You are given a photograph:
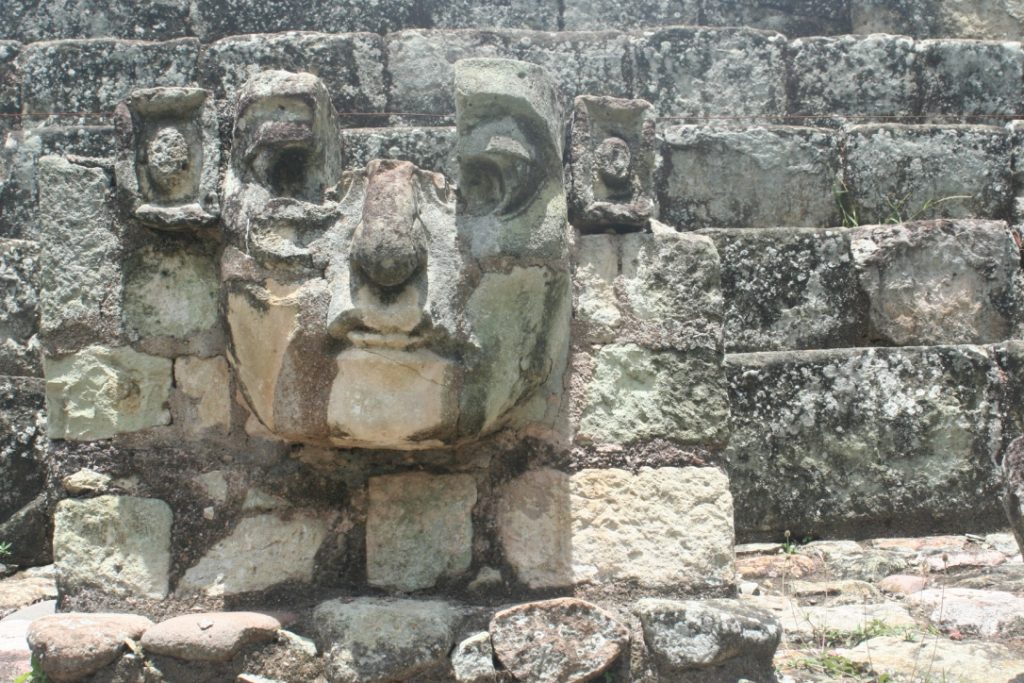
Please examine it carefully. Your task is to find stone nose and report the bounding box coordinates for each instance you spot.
[352,159,427,289]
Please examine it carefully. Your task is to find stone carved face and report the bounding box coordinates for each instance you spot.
[222,61,570,450]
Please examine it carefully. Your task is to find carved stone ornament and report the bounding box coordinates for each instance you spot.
[114,87,220,230]
[220,60,571,450]
[569,95,657,232]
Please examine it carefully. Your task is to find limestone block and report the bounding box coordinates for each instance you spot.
[0,42,18,134]
[703,0,851,36]
[660,125,840,229]
[843,125,1013,224]
[53,495,172,599]
[366,472,476,591]
[0,377,47,534]
[850,0,1024,40]
[36,156,121,349]
[312,598,460,683]
[44,345,172,440]
[341,126,457,180]
[577,344,730,446]
[916,39,1024,120]
[124,245,219,340]
[788,35,917,121]
[19,38,199,126]
[852,220,1024,345]
[177,511,330,597]
[574,234,622,343]
[190,0,416,42]
[386,30,632,118]
[725,346,1005,539]
[701,227,867,352]
[198,32,386,123]
[562,0,698,31]
[174,356,231,431]
[633,27,787,119]
[0,239,41,376]
[0,0,189,41]
[496,468,572,589]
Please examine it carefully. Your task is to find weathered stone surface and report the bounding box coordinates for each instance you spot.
[312,598,460,683]
[44,345,172,440]
[0,42,19,134]
[916,39,1024,120]
[53,495,172,599]
[0,377,47,552]
[341,126,458,180]
[636,598,780,682]
[27,612,152,683]
[496,468,571,589]
[907,588,1024,637]
[747,595,916,641]
[124,245,220,341]
[562,0,697,30]
[788,578,881,604]
[366,473,476,592]
[36,156,121,349]
[878,574,928,595]
[177,511,329,597]
[788,34,917,121]
[849,0,1024,40]
[726,346,1004,539]
[141,612,280,662]
[199,32,386,123]
[661,125,840,229]
[174,356,232,432]
[702,228,867,352]
[0,239,40,377]
[0,569,57,619]
[576,344,730,446]
[20,39,199,126]
[852,220,1024,345]
[61,468,111,495]
[634,27,787,119]
[703,0,851,36]
[0,0,190,41]
[837,634,1024,682]
[451,631,496,683]
[736,553,822,579]
[574,235,622,343]
[843,125,1013,224]
[489,598,628,683]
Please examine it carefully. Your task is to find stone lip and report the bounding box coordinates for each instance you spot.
[140,611,281,662]
[27,612,153,683]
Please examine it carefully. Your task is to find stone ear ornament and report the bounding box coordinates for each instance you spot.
[114,87,220,230]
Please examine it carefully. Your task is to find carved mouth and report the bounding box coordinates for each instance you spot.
[347,330,421,350]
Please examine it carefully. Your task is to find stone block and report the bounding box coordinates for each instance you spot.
[703,0,851,36]
[198,32,386,125]
[574,234,622,343]
[660,125,840,228]
[562,0,699,30]
[386,29,633,119]
[701,227,867,352]
[451,631,496,683]
[843,124,1013,224]
[852,219,1024,345]
[20,38,199,126]
[432,0,559,31]
[341,126,458,179]
[916,39,1024,121]
[725,346,1005,539]
[633,27,787,119]
[0,0,189,41]
[0,377,47,530]
[177,511,330,596]
[174,356,231,431]
[141,612,279,662]
[44,345,172,440]
[787,34,918,122]
[54,495,172,599]
[190,0,412,42]
[366,472,477,591]
[497,466,735,592]
[28,613,153,683]
[123,244,220,341]
[576,343,730,446]
[850,0,1024,40]
[0,239,42,376]
[0,42,19,134]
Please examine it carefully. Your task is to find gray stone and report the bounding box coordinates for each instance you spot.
[27,612,152,683]
[788,34,918,122]
[489,598,628,683]
[124,245,220,341]
[746,595,916,642]
[53,495,172,599]
[433,0,560,31]
[496,468,572,589]
[19,38,199,126]
[850,0,1024,40]
[174,356,232,432]
[341,126,458,180]
[725,346,1005,539]
[141,612,281,662]
[366,472,476,592]
[634,27,787,119]
[660,125,840,229]
[703,0,851,36]
[61,468,111,495]
[843,125,1013,224]
[702,228,867,352]
[0,42,18,135]
[563,0,698,30]
[837,635,1024,682]
[636,598,781,682]
[907,588,1024,637]
[44,345,172,440]
[0,0,189,41]
[0,239,41,376]
[451,631,496,683]
[851,219,1024,345]
[312,598,460,683]
[916,39,1024,121]
[0,377,47,565]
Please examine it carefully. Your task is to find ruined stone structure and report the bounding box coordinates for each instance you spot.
[4,0,1024,681]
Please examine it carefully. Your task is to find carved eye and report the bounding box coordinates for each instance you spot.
[458,125,538,217]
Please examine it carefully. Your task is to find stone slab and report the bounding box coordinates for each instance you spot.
[915,39,1024,121]
[703,0,851,36]
[562,0,699,30]
[0,377,47,547]
[341,127,457,180]
[0,239,41,376]
[0,42,18,135]
[849,0,1024,40]
[0,0,190,42]
[141,612,280,662]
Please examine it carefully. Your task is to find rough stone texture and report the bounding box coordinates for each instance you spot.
[124,245,219,342]
[198,32,386,124]
[366,473,476,591]
[44,345,172,440]
[851,220,1024,345]
[788,34,918,121]
[703,0,852,36]
[496,468,572,589]
[636,598,781,682]
[748,595,917,641]
[843,125,1013,225]
[312,598,460,683]
[489,598,628,683]
[849,0,1024,40]
[451,631,496,683]
[0,571,57,621]
[576,344,730,446]
[177,511,330,597]
[634,27,787,119]
[660,125,840,228]
[141,612,280,662]
[341,127,458,180]
[61,468,111,495]
[19,38,199,126]
[725,346,1005,539]
[843,635,1024,681]
[0,377,48,562]
[907,588,1024,637]
[28,612,152,683]
[174,356,232,431]
[702,228,867,352]
[0,0,190,42]
[916,39,1024,121]
[53,495,172,599]
[563,0,698,30]
[0,42,19,134]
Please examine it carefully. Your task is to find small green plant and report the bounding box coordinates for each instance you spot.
[882,192,972,224]
[780,529,813,555]
[818,619,916,648]
[13,655,48,683]
[797,652,873,678]
[834,180,860,227]
[0,541,11,559]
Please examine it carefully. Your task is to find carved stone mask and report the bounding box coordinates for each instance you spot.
[221,60,570,450]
